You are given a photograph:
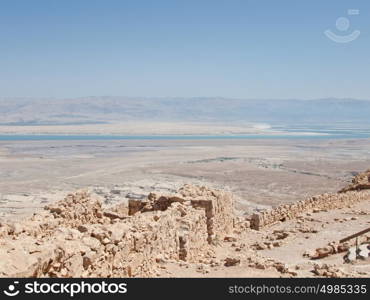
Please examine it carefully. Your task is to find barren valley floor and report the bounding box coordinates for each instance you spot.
[1,138,370,220]
[1,138,370,277]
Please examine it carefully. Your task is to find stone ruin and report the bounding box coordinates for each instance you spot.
[128,184,234,244]
[250,173,370,230]
[0,185,234,277]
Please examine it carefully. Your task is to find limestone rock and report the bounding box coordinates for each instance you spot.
[224,257,240,267]
[340,169,370,193]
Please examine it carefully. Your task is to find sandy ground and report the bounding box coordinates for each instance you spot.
[1,138,370,221]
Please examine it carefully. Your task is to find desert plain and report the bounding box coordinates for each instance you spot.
[0,136,370,277]
[1,137,370,218]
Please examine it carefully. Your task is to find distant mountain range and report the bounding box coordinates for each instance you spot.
[0,97,369,126]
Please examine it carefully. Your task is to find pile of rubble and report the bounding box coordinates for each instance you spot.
[304,236,370,261]
[0,185,234,277]
[312,264,347,278]
[340,169,370,193]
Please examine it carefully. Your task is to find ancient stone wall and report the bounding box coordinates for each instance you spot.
[250,190,370,230]
[0,185,233,278]
[129,184,234,243]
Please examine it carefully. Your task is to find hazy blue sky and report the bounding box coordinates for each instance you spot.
[0,0,369,99]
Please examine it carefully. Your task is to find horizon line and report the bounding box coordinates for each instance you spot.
[1,96,370,102]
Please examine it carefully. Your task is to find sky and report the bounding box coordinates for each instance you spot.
[0,0,369,99]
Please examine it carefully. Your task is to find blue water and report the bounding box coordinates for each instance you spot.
[0,133,369,141]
